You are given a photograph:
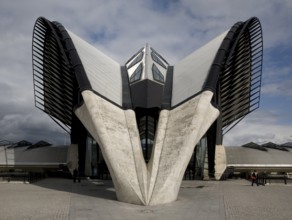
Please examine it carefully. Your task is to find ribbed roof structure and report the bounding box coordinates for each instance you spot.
[32,17,262,136]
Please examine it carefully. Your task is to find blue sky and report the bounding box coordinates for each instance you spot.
[0,0,291,146]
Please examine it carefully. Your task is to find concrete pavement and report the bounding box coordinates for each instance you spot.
[0,178,291,220]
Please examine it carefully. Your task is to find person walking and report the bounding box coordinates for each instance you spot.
[251,170,258,186]
[73,168,78,183]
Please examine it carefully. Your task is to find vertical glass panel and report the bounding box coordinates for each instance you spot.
[85,136,93,176]
[194,137,207,180]
[135,108,159,163]
[130,63,143,83]
[152,64,164,83]
[91,140,98,177]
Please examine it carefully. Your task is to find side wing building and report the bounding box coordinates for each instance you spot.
[32,17,263,205]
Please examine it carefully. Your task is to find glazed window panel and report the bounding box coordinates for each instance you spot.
[152,64,164,83]
[127,51,144,69]
[130,63,143,83]
[151,51,167,69]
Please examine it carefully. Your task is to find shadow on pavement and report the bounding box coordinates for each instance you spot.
[32,177,117,201]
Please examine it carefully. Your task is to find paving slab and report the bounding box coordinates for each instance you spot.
[0,178,291,220]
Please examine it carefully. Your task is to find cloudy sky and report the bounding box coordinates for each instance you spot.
[0,0,291,146]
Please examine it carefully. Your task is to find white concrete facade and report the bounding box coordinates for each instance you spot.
[75,90,219,205]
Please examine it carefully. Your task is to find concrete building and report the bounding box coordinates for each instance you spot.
[32,17,263,205]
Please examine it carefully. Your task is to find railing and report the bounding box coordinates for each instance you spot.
[0,172,44,183]
[257,174,290,185]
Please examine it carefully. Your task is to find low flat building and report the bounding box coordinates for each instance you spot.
[224,142,292,179]
[0,140,68,175]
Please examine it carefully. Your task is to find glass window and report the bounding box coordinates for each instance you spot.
[137,114,156,163]
[130,63,143,83]
[152,64,164,83]
[127,51,144,69]
[151,52,167,69]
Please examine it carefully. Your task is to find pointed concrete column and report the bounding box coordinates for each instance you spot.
[75,90,219,205]
[147,91,219,205]
[75,90,147,205]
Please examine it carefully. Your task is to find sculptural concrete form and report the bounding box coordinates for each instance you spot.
[32,17,263,205]
[75,90,219,205]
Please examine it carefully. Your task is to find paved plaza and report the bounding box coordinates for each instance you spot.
[0,178,291,220]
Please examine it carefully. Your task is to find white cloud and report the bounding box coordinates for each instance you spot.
[261,80,292,98]
[224,110,292,146]
[0,111,68,143]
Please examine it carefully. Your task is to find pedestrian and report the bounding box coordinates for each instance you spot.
[73,168,78,183]
[251,170,258,186]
